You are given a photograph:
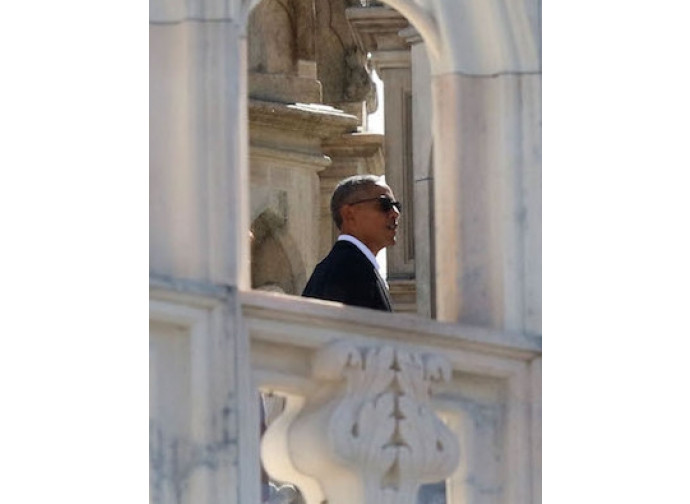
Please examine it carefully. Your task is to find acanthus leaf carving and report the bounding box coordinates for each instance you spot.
[264,340,460,504]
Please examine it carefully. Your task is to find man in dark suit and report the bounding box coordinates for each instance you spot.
[302,175,401,312]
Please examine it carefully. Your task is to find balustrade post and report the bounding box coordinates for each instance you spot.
[261,340,460,504]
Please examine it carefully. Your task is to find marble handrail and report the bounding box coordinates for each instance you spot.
[242,289,540,504]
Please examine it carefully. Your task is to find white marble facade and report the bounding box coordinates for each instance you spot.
[150,0,541,503]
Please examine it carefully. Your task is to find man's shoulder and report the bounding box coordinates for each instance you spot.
[324,240,370,266]
[308,243,371,283]
[303,241,390,311]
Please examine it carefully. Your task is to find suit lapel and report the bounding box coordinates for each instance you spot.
[373,267,394,312]
[337,240,393,312]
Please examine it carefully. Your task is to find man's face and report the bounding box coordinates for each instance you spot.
[341,182,401,255]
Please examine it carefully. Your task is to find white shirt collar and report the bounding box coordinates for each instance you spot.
[337,234,380,270]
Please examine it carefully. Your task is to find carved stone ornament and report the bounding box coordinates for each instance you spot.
[261,340,460,504]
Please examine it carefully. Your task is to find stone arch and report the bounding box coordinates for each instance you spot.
[243,0,437,314]
[242,0,541,76]
[381,0,540,75]
[251,208,307,295]
[239,0,542,330]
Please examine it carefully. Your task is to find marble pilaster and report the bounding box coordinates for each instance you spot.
[150,16,250,289]
[372,52,414,281]
[431,72,541,333]
[401,25,435,319]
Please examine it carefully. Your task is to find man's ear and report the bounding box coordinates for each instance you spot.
[340,204,354,227]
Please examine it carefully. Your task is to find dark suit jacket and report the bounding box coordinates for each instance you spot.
[302,240,393,312]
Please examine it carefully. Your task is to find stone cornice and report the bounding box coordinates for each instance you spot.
[320,133,386,177]
[150,273,231,307]
[249,100,359,139]
[346,6,411,53]
[322,133,385,159]
[399,25,422,45]
[370,49,411,71]
[250,146,331,171]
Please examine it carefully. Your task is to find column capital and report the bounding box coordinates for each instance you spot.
[346,6,411,53]
[399,25,423,46]
[370,50,411,73]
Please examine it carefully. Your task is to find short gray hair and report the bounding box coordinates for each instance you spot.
[330,174,382,229]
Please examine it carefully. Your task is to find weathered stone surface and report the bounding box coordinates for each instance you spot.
[249,72,322,104]
[249,100,359,139]
[248,99,362,294]
[388,278,416,313]
[431,72,541,333]
[346,5,410,54]
[248,0,296,74]
[315,0,374,105]
[263,340,460,504]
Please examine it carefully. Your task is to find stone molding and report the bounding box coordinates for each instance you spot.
[321,133,385,166]
[346,6,411,53]
[249,72,323,104]
[399,25,422,46]
[241,289,542,359]
[250,146,331,171]
[388,278,417,314]
[371,49,412,72]
[262,340,460,504]
[249,100,359,139]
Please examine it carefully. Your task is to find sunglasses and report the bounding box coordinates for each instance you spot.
[348,195,402,213]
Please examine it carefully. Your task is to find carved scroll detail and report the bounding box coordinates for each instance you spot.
[264,340,460,504]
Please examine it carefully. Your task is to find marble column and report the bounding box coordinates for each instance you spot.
[381,0,541,336]
[150,2,260,503]
[431,72,541,333]
[150,6,250,289]
[371,51,414,281]
[401,26,435,319]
